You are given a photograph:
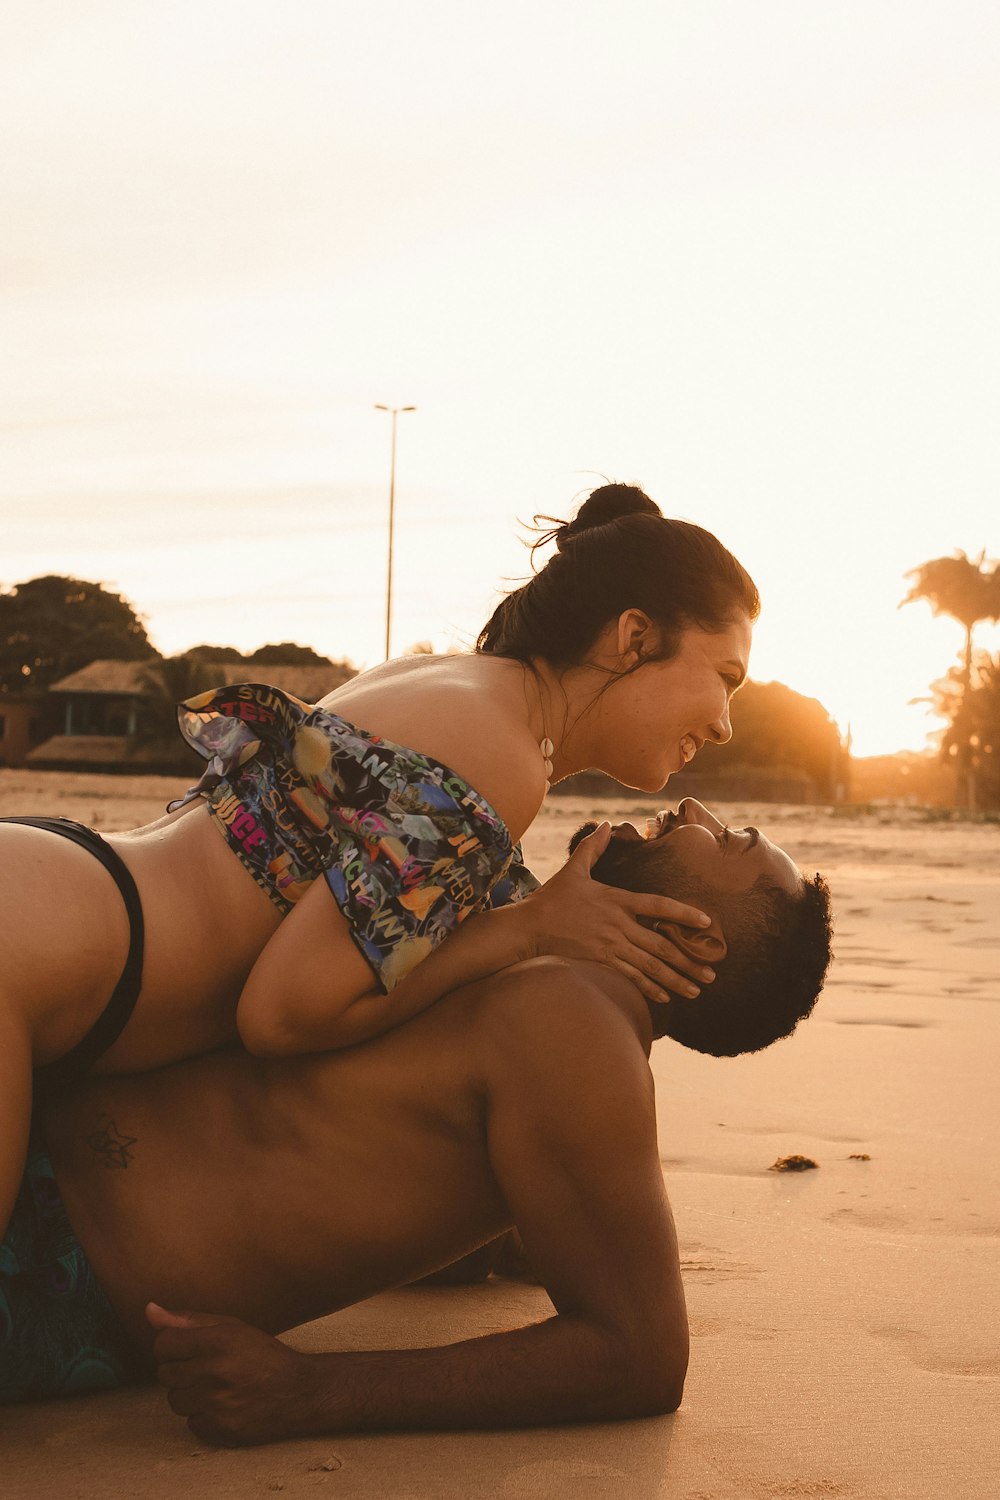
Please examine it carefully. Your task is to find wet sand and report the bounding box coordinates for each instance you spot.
[2,773,998,1499]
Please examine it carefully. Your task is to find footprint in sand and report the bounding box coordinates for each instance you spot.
[687,1314,727,1336]
[733,1125,867,1144]
[680,1253,759,1283]
[833,1018,931,1029]
[756,1483,850,1498]
[872,1326,1000,1380]
[830,952,911,968]
[826,1206,906,1232]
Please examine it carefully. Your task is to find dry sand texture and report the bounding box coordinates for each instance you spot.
[2,774,998,1500]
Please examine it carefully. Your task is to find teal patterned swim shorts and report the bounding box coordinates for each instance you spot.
[0,1134,136,1403]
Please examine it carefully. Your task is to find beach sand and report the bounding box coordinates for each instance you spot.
[1,772,997,1499]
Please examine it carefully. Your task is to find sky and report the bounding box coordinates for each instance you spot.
[2,0,999,757]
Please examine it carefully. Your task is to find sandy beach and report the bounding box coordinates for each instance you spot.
[1,771,997,1500]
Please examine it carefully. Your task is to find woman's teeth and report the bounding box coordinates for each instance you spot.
[681,735,697,763]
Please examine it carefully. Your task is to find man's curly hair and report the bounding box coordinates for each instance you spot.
[576,827,833,1056]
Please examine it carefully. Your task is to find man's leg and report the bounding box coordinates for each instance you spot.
[0,1013,32,1243]
[0,1131,139,1404]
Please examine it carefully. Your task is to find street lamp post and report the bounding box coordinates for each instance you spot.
[374,403,416,661]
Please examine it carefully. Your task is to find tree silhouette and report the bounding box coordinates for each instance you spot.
[0,576,156,694]
[929,653,1000,812]
[249,642,333,665]
[136,647,351,757]
[673,679,845,801]
[902,551,1000,808]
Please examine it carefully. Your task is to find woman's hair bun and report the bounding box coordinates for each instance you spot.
[557,483,662,550]
[480,481,758,665]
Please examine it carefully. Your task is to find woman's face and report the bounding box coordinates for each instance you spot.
[593,612,752,792]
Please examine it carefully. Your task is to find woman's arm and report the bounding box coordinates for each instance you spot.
[237,883,537,1054]
[236,823,713,1055]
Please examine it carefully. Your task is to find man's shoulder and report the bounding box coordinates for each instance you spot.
[471,958,655,1104]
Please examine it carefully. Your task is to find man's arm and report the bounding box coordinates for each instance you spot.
[152,965,688,1443]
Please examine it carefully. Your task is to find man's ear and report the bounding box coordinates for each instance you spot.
[658,918,727,965]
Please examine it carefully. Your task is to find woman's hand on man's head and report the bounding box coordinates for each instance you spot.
[518,822,715,1006]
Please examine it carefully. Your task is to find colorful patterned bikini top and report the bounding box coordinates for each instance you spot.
[169,683,539,993]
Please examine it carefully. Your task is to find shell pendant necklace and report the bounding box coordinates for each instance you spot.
[537,683,556,792]
[525,664,556,793]
[540,733,555,793]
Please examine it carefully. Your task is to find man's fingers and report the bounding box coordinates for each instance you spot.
[165,1380,215,1417]
[157,1357,210,1391]
[168,1388,196,1417]
[152,1325,229,1362]
[146,1301,238,1331]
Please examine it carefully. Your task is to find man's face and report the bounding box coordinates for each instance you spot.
[610,797,802,903]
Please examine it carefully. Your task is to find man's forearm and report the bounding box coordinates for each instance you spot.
[162,1309,683,1446]
[287,1315,680,1437]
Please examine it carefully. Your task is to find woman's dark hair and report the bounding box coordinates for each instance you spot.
[476,483,760,672]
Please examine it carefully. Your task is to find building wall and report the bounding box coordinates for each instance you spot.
[0,702,42,768]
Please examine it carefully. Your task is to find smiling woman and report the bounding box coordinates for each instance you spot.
[477,482,759,792]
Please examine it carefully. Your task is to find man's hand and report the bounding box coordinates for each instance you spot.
[520,822,714,1004]
[147,1302,313,1447]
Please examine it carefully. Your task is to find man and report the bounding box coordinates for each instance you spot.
[1,800,832,1444]
[580,799,832,1056]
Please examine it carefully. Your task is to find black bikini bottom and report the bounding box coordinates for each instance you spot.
[0,816,145,1087]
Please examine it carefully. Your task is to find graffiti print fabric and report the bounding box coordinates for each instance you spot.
[172,684,539,993]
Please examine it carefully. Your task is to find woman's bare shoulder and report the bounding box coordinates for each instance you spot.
[318,655,544,839]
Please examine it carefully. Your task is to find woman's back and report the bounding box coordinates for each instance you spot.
[91,652,544,1071]
[317,653,545,841]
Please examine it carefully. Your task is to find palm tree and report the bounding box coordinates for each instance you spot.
[902,551,1000,808]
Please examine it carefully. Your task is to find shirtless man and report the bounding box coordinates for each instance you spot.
[0,802,832,1444]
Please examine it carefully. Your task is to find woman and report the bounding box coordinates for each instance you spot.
[1,482,758,1235]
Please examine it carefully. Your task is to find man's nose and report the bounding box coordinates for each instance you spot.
[677,798,723,832]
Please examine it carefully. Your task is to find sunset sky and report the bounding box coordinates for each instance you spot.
[3,1,999,757]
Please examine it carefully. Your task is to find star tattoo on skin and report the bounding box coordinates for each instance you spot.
[87,1114,138,1170]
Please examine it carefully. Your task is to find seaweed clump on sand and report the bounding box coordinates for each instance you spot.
[769,1154,819,1172]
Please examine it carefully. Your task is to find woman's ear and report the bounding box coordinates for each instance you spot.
[616,608,656,663]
